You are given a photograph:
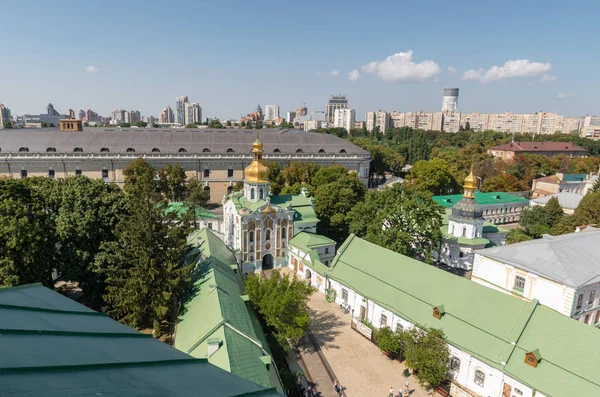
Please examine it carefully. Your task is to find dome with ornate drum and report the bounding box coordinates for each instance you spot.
[244,137,270,183]
[450,166,483,220]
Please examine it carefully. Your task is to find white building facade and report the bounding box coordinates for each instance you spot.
[333,108,356,132]
[264,105,279,121]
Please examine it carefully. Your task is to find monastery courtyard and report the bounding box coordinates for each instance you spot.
[299,291,431,397]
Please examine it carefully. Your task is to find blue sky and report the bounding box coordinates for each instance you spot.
[1,0,598,120]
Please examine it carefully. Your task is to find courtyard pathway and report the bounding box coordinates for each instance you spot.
[307,293,433,397]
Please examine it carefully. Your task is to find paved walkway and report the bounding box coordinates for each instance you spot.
[307,293,432,397]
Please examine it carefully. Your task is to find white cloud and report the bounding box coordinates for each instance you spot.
[462,59,551,83]
[330,69,340,77]
[541,74,557,83]
[84,65,99,72]
[447,66,457,73]
[360,50,440,82]
[347,69,360,82]
[557,93,578,98]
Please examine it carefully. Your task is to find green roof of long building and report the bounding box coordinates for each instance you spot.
[433,191,529,208]
[174,228,283,393]
[0,283,282,397]
[322,234,600,397]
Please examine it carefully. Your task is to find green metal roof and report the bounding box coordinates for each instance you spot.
[229,192,319,225]
[165,202,219,219]
[324,235,600,397]
[289,232,335,252]
[433,191,529,208]
[0,283,282,397]
[562,174,586,182]
[175,228,283,393]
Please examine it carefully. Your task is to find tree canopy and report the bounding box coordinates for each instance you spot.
[408,158,459,196]
[403,327,450,387]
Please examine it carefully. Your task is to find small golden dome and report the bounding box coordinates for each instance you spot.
[262,205,277,214]
[463,166,477,199]
[244,135,269,183]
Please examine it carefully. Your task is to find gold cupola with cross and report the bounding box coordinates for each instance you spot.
[243,132,271,202]
[462,166,477,199]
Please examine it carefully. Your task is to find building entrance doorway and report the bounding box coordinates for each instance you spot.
[262,254,274,270]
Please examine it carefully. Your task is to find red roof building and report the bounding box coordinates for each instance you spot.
[488,141,587,160]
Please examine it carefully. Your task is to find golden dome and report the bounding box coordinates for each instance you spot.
[244,135,269,183]
[463,166,477,199]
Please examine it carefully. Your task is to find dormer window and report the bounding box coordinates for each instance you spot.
[46,147,56,152]
[100,147,109,152]
[126,148,135,153]
[296,149,303,153]
[178,148,187,152]
[226,148,234,153]
[19,147,29,152]
[274,148,281,153]
[433,305,445,319]
[525,350,541,368]
[73,147,83,152]
[340,149,347,153]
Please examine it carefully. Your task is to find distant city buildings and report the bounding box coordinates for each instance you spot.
[240,105,263,123]
[488,141,588,159]
[325,95,348,123]
[264,105,279,121]
[112,109,125,122]
[286,111,295,123]
[67,108,75,119]
[130,110,141,123]
[85,109,99,123]
[78,109,85,120]
[303,119,321,131]
[184,102,202,125]
[366,110,390,133]
[441,88,459,113]
[46,103,60,116]
[333,108,356,131]
[295,105,307,120]
[142,115,157,125]
[175,96,189,125]
[160,106,175,124]
[0,103,12,128]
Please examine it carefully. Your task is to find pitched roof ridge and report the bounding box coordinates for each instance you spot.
[0,283,43,294]
[0,303,102,316]
[185,317,226,354]
[0,328,148,338]
[0,358,206,374]
[501,299,540,366]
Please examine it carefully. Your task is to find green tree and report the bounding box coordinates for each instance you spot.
[245,269,313,347]
[545,196,564,224]
[241,121,246,127]
[133,121,148,127]
[97,158,195,333]
[118,122,131,127]
[571,191,600,226]
[255,121,263,129]
[591,177,600,193]
[158,164,188,202]
[0,179,56,287]
[183,177,208,225]
[347,184,443,261]
[552,215,578,235]
[208,119,223,129]
[519,205,560,238]
[185,123,197,128]
[280,162,320,187]
[404,327,450,387]
[506,229,533,245]
[480,174,526,193]
[233,180,244,192]
[374,327,405,358]
[408,158,459,195]
[3,121,12,129]
[226,120,232,126]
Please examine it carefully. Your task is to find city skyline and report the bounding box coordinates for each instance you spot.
[0,1,598,119]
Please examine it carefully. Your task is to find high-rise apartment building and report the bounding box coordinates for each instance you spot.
[303,120,321,131]
[390,111,405,128]
[123,111,131,124]
[366,111,389,133]
[286,111,295,123]
[175,96,189,125]
[78,109,86,120]
[563,117,582,134]
[0,103,12,128]
[539,112,564,135]
[442,112,461,133]
[46,103,60,116]
[295,105,308,120]
[325,95,348,123]
[130,110,141,124]
[366,112,375,132]
[460,113,489,132]
[184,102,202,125]
[85,109,99,123]
[264,105,279,121]
[160,106,175,124]
[112,109,125,122]
[67,109,75,119]
[333,108,356,132]
[442,88,459,112]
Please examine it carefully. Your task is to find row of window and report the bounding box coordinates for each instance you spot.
[248,228,287,243]
[576,289,598,310]
[14,147,350,154]
[484,206,525,215]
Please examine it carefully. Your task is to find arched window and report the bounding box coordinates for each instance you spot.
[19,147,29,152]
[450,357,461,372]
[296,149,303,153]
[178,148,187,152]
[126,148,135,153]
[203,169,210,178]
[396,322,404,332]
[474,370,485,387]
[251,188,255,200]
[100,147,109,152]
[203,148,211,153]
[152,148,160,152]
[46,147,56,152]
[259,188,264,200]
[273,148,281,153]
[226,148,234,153]
[281,227,287,239]
[265,229,271,240]
[462,227,467,238]
[73,147,83,152]
[459,252,464,258]
[318,149,326,153]
[203,185,210,200]
[340,149,347,153]
[249,231,254,243]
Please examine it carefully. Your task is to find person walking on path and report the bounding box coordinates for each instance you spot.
[389,386,394,397]
[396,388,403,397]
[334,380,340,395]
[404,381,409,396]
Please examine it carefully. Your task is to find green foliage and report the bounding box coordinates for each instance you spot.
[347,184,443,262]
[480,174,527,193]
[208,119,224,129]
[552,215,578,235]
[373,327,405,358]
[184,177,208,223]
[97,158,195,330]
[158,164,187,202]
[184,123,197,128]
[506,229,533,245]
[233,181,244,192]
[592,177,600,193]
[314,127,348,138]
[0,179,56,288]
[132,121,148,127]
[118,122,131,127]
[571,191,600,226]
[519,200,564,238]
[404,327,450,387]
[245,270,313,347]
[3,122,12,129]
[408,158,459,195]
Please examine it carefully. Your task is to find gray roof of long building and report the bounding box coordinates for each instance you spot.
[0,283,282,397]
[475,230,600,288]
[531,191,583,210]
[0,127,369,156]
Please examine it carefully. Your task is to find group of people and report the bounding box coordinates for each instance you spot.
[333,380,346,396]
[389,381,410,397]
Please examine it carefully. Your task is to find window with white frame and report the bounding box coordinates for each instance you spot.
[450,356,460,372]
[474,369,485,387]
[577,293,584,309]
[513,387,523,396]
[396,322,403,332]
[342,289,348,303]
[380,314,387,328]
[514,275,526,292]
[589,290,596,306]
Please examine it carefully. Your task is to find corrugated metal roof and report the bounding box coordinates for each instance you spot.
[476,230,600,288]
[0,127,368,155]
[0,283,283,397]
[531,191,583,209]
